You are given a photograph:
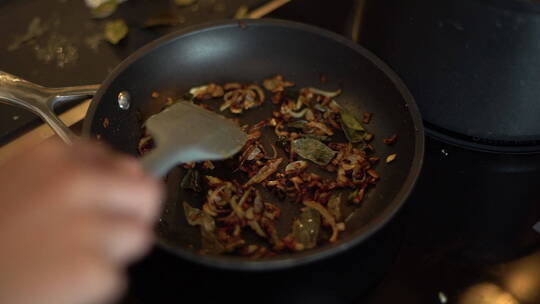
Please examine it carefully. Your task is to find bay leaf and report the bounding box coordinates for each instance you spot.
[327,193,342,221]
[104,19,128,44]
[292,208,321,250]
[180,169,201,192]
[291,138,336,166]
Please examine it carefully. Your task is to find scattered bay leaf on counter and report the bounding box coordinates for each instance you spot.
[291,138,336,166]
[104,19,128,44]
[84,33,104,51]
[8,17,48,51]
[292,208,321,250]
[91,0,118,19]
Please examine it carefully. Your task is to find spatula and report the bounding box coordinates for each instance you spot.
[140,101,247,177]
[0,71,247,177]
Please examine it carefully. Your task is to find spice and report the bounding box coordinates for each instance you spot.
[190,84,224,100]
[244,158,283,186]
[386,153,397,163]
[362,112,372,124]
[263,75,295,93]
[383,134,398,145]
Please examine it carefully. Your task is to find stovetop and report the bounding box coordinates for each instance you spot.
[0,1,538,303]
[123,134,540,304]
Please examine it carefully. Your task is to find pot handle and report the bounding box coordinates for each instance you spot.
[0,71,100,144]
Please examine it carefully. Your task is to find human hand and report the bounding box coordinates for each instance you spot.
[0,139,162,304]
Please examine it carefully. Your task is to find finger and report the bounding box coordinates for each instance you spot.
[60,139,146,181]
[90,174,163,224]
[105,218,153,263]
[100,215,154,263]
[69,141,136,173]
[105,154,146,179]
[65,255,125,304]
[68,213,153,264]
[63,154,163,223]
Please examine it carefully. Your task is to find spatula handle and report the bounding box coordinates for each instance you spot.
[0,71,99,144]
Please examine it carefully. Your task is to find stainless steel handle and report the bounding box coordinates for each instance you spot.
[0,71,99,144]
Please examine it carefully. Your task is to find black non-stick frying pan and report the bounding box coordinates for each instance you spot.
[0,19,424,270]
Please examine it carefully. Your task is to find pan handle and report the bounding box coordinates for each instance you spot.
[0,71,99,144]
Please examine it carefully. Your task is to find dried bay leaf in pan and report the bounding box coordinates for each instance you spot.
[327,193,342,221]
[341,119,364,143]
[291,208,321,250]
[341,110,365,132]
[183,202,225,254]
[201,227,225,255]
[181,169,201,192]
[291,138,336,166]
[104,19,128,44]
[339,107,369,144]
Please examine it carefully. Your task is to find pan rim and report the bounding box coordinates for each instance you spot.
[83,18,425,271]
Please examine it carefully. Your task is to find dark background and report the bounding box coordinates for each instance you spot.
[0,1,539,304]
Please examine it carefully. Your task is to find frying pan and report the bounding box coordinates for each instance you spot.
[0,19,424,270]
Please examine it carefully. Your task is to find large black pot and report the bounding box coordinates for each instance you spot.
[359,0,540,153]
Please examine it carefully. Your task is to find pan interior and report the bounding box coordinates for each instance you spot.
[85,20,423,268]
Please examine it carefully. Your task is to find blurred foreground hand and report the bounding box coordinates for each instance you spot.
[0,140,163,304]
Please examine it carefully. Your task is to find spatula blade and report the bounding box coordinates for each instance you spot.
[141,101,247,177]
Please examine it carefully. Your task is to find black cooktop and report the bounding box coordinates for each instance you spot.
[1,1,538,303]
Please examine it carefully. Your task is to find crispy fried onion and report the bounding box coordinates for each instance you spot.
[266,170,337,203]
[303,200,345,243]
[284,160,308,175]
[264,86,345,142]
[326,143,378,196]
[190,83,225,100]
[193,176,284,253]
[263,74,295,92]
[244,158,283,187]
[174,75,384,256]
[203,177,236,216]
[137,134,153,155]
[220,84,265,114]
